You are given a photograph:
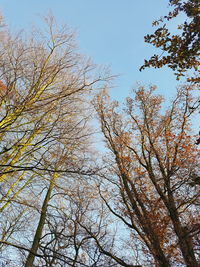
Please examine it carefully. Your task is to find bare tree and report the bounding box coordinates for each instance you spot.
[0,14,110,266]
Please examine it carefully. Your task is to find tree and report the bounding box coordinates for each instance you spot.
[94,85,200,266]
[0,14,111,266]
[140,0,200,83]
[0,13,107,210]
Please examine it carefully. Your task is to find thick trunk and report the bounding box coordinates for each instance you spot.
[172,216,198,267]
[144,226,171,267]
[168,196,198,267]
[120,170,170,267]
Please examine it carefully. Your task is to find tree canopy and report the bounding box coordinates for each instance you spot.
[0,5,199,267]
[140,0,200,83]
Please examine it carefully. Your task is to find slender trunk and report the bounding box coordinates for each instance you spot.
[25,176,55,267]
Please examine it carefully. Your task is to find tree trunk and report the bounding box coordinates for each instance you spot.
[25,176,56,267]
[168,196,198,267]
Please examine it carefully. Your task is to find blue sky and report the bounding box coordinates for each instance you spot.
[0,0,180,101]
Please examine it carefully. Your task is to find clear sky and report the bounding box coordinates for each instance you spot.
[0,0,180,101]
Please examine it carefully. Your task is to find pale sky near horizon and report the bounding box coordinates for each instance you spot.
[0,0,183,101]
